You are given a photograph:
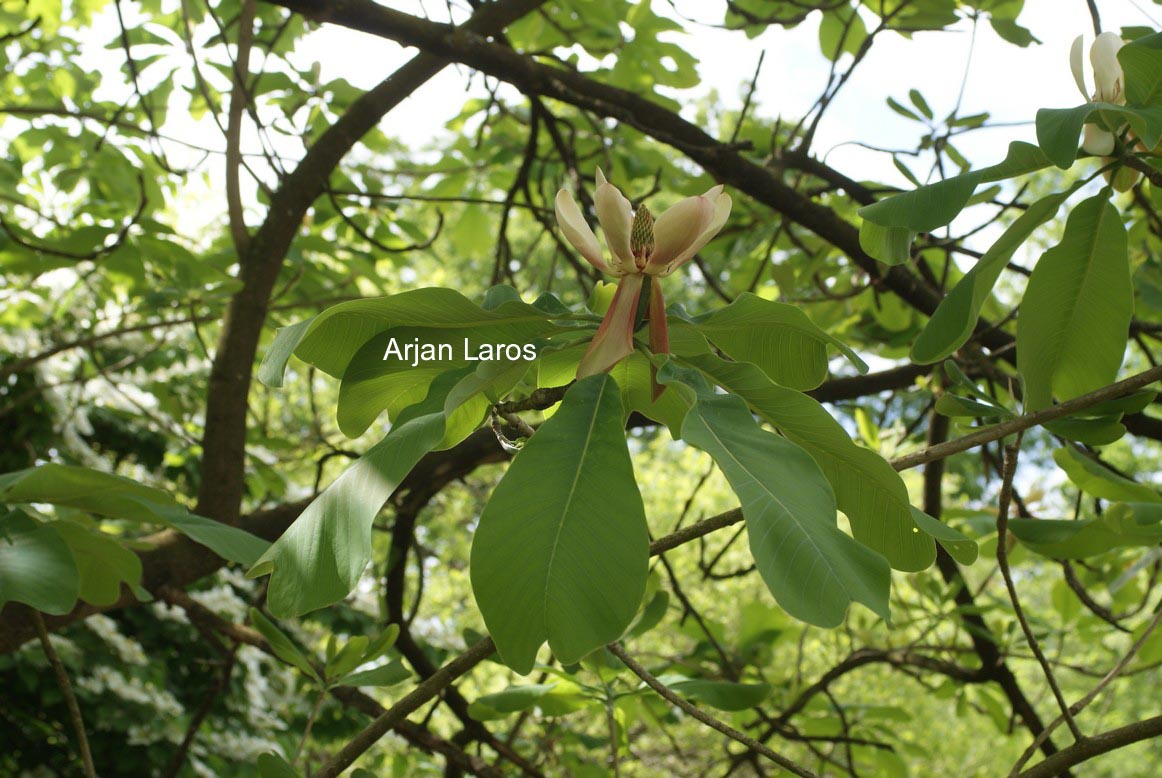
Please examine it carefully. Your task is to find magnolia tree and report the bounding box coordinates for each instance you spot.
[1,1,1161,776]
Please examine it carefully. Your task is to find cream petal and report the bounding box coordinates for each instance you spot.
[576,273,644,378]
[596,166,608,187]
[1091,32,1125,103]
[555,190,611,273]
[655,192,732,276]
[1070,35,1089,101]
[647,196,713,272]
[702,183,725,199]
[1081,124,1115,156]
[595,181,635,272]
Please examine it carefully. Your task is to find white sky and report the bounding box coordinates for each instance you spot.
[288,0,1160,186]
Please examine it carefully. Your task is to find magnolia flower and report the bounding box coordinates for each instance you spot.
[556,169,731,380]
[1070,32,1126,156]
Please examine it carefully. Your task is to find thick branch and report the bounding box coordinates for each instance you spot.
[1017,716,1162,778]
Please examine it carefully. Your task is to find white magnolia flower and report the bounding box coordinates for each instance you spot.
[1070,32,1126,155]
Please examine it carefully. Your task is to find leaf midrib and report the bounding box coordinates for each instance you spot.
[541,381,606,627]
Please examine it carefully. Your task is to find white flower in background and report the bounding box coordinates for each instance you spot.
[1070,31,1126,156]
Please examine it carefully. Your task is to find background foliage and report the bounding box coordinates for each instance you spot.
[1,1,1161,776]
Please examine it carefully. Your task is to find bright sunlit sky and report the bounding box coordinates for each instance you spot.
[61,1,1161,241]
[287,0,1160,184]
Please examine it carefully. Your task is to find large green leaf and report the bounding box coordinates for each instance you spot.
[1009,503,1162,559]
[249,369,484,618]
[258,287,561,388]
[909,507,977,565]
[0,512,80,615]
[1017,192,1131,411]
[910,187,1073,364]
[0,464,267,565]
[680,392,891,627]
[1035,102,1162,168]
[470,374,650,674]
[1053,447,1161,504]
[682,353,934,571]
[685,293,866,391]
[1120,31,1162,107]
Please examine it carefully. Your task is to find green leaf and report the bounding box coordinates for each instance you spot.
[336,324,549,438]
[249,372,472,618]
[337,659,411,688]
[1036,102,1162,169]
[687,293,866,390]
[258,287,558,388]
[818,3,867,61]
[256,752,300,778]
[0,464,268,565]
[54,522,142,607]
[859,142,1050,233]
[658,677,772,712]
[0,512,80,615]
[908,88,933,120]
[680,392,891,627]
[1053,447,1161,504]
[249,608,321,682]
[934,394,1013,419]
[859,221,915,265]
[469,683,559,719]
[325,635,370,680]
[1043,417,1127,446]
[1119,32,1162,106]
[1017,192,1132,411]
[1009,504,1162,559]
[627,589,670,638]
[911,188,1072,364]
[909,508,978,565]
[680,353,934,571]
[470,374,650,674]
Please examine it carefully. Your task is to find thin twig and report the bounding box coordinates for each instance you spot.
[607,642,816,778]
[995,433,1084,741]
[33,612,96,778]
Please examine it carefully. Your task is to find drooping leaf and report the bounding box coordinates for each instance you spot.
[249,370,481,618]
[679,392,891,627]
[910,188,1073,364]
[1017,192,1131,411]
[1009,504,1162,559]
[909,508,978,565]
[0,512,80,615]
[470,374,650,674]
[256,752,300,778]
[0,464,268,565]
[1053,447,1161,504]
[680,353,934,571]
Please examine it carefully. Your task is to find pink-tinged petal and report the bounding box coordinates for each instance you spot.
[1069,35,1088,101]
[555,189,611,273]
[647,279,669,356]
[1082,124,1115,156]
[653,192,732,276]
[647,196,713,272]
[647,280,669,400]
[595,181,635,272]
[576,273,644,379]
